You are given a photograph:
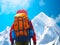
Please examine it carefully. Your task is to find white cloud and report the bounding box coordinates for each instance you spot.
[55,14,60,23]
[0,0,31,15]
[39,0,46,6]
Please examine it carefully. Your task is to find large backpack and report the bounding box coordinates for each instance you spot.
[12,13,34,42]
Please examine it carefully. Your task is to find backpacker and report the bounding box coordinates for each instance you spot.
[12,13,34,42]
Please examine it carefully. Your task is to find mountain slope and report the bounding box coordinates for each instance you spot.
[32,12,60,45]
[0,26,11,45]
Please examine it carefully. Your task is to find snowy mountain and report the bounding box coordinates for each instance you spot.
[0,26,11,45]
[31,12,60,45]
[0,12,60,45]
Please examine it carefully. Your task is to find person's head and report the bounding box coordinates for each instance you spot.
[16,9,27,15]
[15,9,28,17]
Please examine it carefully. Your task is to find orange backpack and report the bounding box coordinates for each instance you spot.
[14,13,30,37]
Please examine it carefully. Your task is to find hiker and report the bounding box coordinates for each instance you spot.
[10,10,36,45]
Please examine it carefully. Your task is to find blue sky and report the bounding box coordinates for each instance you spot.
[0,0,60,32]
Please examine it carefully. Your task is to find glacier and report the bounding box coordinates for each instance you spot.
[0,12,60,45]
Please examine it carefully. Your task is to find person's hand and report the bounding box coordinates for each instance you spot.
[34,43,36,45]
[33,42,36,45]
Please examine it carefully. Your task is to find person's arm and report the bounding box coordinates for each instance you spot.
[10,24,14,43]
[32,32,36,45]
[30,21,36,45]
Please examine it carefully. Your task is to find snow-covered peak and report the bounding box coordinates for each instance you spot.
[0,26,10,34]
[32,12,56,27]
[0,26,11,45]
[32,12,60,45]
